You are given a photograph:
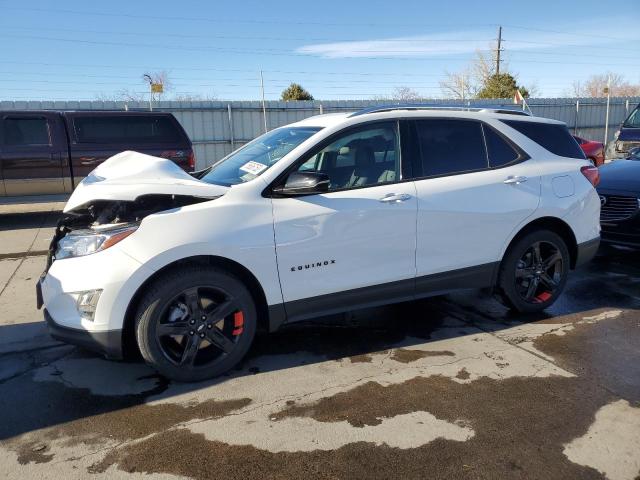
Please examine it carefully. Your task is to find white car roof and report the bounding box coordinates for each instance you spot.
[291,107,564,130]
[291,112,352,128]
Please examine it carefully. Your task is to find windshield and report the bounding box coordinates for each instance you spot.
[623,106,640,128]
[200,126,322,186]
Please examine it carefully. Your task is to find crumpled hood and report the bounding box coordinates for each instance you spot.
[64,151,228,212]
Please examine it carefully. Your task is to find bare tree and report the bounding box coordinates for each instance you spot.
[374,86,424,102]
[392,86,422,101]
[173,93,219,101]
[116,89,147,102]
[570,73,640,97]
[438,43,541,100]
[525,81,540,98]
[439,68,477,100]
[471,46,501,85]
[439,47,497,99]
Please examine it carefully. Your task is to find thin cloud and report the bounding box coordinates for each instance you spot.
[297,31,493,58]
[296,20,638,59]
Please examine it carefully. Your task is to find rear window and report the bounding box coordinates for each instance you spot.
[501,120,584,159]
[3,117,50,146]
[73,115,182,144]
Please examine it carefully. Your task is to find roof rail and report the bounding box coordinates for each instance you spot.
[348,103,531,118]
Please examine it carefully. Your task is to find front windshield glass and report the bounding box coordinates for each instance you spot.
[623,106,640,128]
[200,126,322,186]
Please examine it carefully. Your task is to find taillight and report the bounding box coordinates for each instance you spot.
[580,165,600,187]
[188,151,196,171]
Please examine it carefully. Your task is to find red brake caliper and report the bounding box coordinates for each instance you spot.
[535,291,553,303]
[232,311,244,336]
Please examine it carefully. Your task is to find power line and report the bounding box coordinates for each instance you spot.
[0,61,441,77]
[7,6,639,46]
[502,38,640,54]
[3,6,489,28]
[0,33,491,59]
[2,33,638,66]
[0,25,495,44]
[501,24,639,45]
[3,24,638,56]
[4,61,635,78]
[0,78,449,88]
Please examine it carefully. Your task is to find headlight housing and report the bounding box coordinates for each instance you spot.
[55,225,138,260]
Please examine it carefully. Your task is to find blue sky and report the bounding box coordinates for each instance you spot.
[1,0,639,101]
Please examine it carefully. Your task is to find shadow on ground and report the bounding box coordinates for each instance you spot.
[0,245,638,443]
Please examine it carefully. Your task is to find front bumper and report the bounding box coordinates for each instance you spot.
[39,244,154,331]
[600,206,640,249]
[44,308,123,359]
[601,229,640,248]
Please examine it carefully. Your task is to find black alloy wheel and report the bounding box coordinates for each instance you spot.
[156,286,244,367]
[514,241,564,304]
[497,230,569,313]
[135,266,257,382]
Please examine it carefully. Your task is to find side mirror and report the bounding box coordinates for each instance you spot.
[272,171,330,196]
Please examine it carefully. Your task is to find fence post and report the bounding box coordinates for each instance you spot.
[227,104,235,151]
[319,104,324,115]
[574,100,579,135]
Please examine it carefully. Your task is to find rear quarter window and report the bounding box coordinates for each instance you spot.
[72,115,182,144]
[501,120,585,159]
[482,125,520,167]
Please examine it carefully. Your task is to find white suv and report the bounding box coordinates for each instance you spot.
[38,106,601,381]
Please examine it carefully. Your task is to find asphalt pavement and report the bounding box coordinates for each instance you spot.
[0,208,638,480]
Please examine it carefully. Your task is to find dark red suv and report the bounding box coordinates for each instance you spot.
[0,110,195,199]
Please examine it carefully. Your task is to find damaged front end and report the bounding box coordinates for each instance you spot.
[46,194,213,271]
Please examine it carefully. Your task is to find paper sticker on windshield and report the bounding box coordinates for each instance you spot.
[239,161,268,176]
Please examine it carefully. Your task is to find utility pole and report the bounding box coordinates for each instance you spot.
[260,70,268,133]
[496,26,502,75]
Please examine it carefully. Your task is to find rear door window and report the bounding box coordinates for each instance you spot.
[501,120,584,159]
[3,117,51,146]
[73,115,181,144]
[483,125,521,167]
[414,119,487,177]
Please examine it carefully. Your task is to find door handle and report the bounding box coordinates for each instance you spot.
[504,175,528,185]
[379,193,412,203]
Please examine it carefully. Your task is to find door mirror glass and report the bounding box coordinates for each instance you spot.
[273,171,330,196]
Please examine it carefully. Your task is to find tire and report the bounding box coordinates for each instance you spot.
[135,266,257,382]
[497,230,570,313]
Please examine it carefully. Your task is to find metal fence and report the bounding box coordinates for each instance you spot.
[2,97,638,170]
